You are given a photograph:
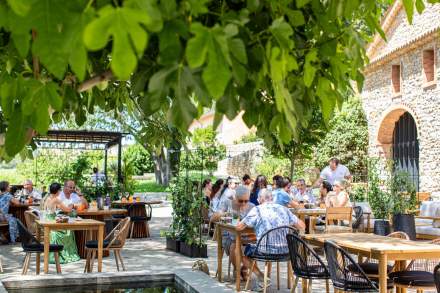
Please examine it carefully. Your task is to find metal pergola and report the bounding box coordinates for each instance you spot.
[33,130,127,183]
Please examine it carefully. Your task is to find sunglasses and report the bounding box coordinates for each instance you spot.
[238,200,249,203]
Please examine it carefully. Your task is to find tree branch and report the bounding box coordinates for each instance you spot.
[31,30,40,79]
[77,70,113,92]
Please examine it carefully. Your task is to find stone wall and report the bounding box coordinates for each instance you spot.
[215,141,264,177]
[362,31,440,198]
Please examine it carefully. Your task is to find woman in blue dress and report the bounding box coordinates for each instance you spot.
[0,181,19,243]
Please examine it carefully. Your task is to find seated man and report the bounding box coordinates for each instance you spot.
[23,179,42,201]
[59,180,89,209]
[236,189,305,286]
[272,177,300,208]
[293,178,315,204]
[218,186,255,278]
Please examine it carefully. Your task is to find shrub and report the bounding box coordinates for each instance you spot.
[124,143,154,175]
[255,153,290,179]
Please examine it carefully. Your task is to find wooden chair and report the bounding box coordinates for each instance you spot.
[324,240,394,292]
[315,207,353,233]
[417,192,431,202]
[388,238,440,293]
[84,217,131,273]
[24,210,41,236]
[0,221,9,243]
[17,220,63,275]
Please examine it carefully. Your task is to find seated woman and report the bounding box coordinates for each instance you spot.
[0,181,19,243]
[43,182,80,264]
[325,179,351,208]
[219,186,255,281]
[319,180,333,206]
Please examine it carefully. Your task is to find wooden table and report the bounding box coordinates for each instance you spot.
[291,208,326,221]
[35,219,105,274]
[10,203,40,225]
[303,233,440,293]
[75,208,127,258]
[112,201,162,238]
[216,222,256,291]
[291,208,326,234]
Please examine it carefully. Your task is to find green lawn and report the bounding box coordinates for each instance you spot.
[133,179,169,193]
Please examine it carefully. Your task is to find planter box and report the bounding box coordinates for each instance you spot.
[374,220,391,236]
[393,214,416,240]
[179,242,208,258]
[166,237,181,253]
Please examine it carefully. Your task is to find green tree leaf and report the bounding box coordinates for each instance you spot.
[228,38,248,64]
[84,5,152,79]
[286,9,305,27]
[186,23,209,68]
[270,17,294,50]
[303,49,318,87]
[402,0,414,24]
[6,0,30,17]
[5,105,26,156]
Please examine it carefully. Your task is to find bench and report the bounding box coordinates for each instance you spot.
[415,201,440,239]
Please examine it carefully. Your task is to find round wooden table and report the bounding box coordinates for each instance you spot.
[112,200,162,238]
[75,208,127,258]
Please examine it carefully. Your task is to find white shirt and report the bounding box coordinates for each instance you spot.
[58,191,82,206]
[320,164,350,185]
[91,172,106,185]
[23,188,42,200]
[294,189,316,203]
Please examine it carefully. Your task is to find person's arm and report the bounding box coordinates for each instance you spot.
[236,207,257,231]
[57,199,73,213]
[337,192,349,207]
[10,197,20,206]
[236,221,247,231]
[80,196,89,208]
[288,200,300,208]
[293,219,306,231]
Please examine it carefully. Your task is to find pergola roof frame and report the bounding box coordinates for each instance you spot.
[32,130,128,183]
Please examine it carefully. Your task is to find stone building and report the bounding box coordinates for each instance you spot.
[361,1,440,197]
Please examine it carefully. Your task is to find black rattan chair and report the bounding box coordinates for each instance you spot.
[352,206,364,231]
[287,233,330,293]
[348,231,409,278]
[433,263,440,293]
[244,226,297,293]
[17,220,63,275]
[324,240,394,292]
[388,238,440,292]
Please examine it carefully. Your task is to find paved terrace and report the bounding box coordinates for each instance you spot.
[0,205,432,292]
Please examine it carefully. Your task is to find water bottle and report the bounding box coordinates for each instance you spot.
[97,196,104,210]
[105,194,111,208]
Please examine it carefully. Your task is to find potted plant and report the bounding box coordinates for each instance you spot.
[367,159,392,236]
[166,177,207,257]
[389,170,417,240]
[178,180,208,258]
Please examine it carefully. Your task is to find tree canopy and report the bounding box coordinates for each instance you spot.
[0,0,435,160]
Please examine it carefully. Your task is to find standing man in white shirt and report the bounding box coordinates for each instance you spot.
[314,158,352,187]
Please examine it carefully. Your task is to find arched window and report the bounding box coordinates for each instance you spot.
[392,112,419,190]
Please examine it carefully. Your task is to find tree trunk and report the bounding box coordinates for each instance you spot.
[153,147,171,186]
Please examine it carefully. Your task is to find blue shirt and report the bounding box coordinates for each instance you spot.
[250,188,260,206]
[242,203,299,254]
[273,189,292,207]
